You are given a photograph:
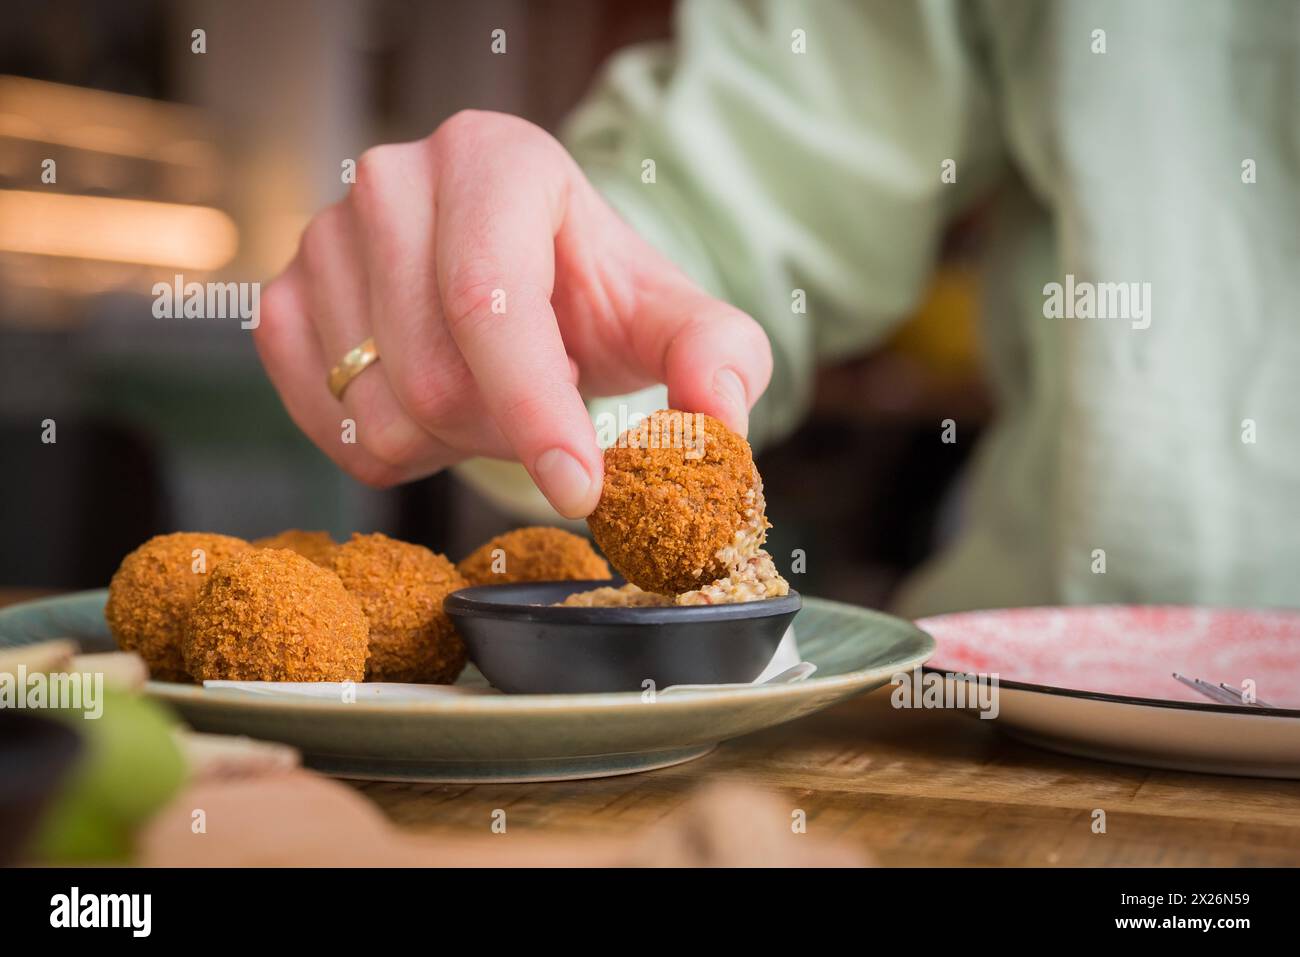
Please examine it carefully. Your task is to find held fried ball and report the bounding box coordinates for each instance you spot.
[332,533,470,684]
[183,548,369,682]
[252,529,339,567]
[105,532,252,681]
[457,526,611,586]
[587,410,769,596]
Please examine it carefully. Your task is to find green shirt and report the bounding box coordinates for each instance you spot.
[466,0,1300,616]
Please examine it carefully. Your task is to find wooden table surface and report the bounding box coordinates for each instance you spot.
[356,688,1300,867]
[6,587,1298,866]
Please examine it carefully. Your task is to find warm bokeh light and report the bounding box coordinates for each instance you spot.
[0,75,208,161]
[0,190,238,269]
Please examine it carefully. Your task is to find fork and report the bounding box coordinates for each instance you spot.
[1171,673,1276,709]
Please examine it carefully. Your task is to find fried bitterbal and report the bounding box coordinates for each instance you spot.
[587,410,772,596]
[332,533,469,683]
[105,532,252,682]
[457,526,610,586]
[252,529,339,567]
[183,548,369,682]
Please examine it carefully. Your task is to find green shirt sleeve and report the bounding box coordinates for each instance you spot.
[563,0,1005,449]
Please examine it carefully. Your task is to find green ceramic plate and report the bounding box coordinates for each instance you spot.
[0,589,933,782]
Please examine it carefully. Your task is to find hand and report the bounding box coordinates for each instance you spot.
[254,110,772,518]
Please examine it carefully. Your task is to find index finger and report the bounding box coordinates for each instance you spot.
[433,126,601,518]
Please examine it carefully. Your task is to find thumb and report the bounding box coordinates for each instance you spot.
[627,271,773,438]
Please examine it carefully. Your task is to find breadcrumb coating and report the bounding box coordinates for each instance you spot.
[587,410,766,596]
[105,532,252,682]
[252,529,339,567]
[560,552,789,607]
[675,552,789,605]
[457,526,611,586]
[332,532,469,683]
[183,548,368,682]
[559,583,672,607]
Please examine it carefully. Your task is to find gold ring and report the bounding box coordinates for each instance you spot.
[328,337,380,400]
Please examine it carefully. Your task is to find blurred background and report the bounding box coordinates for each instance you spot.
[0,0,991,604]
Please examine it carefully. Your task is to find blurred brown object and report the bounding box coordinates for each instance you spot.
[139,770,407,867]
[173,731,301,783]
[619,782,869,867]
[0,588,61,608]
[138,770,867,867]
[70,650,148,689]
[813,264,993,426]
[0,638,76,676]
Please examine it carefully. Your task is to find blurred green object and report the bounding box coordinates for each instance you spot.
[31,689,187,863]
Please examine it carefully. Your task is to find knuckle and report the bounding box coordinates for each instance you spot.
[497,387,562,442]
[433,109,494,149]
[296,211,336,276]
[441,258,505,338]
[392,363,468,428]
[355,143,398,181]
[358,418,422,471]
[350,144,401,214]
[251,278,294,352]
[433,110,553,160]
[350,141,430,221]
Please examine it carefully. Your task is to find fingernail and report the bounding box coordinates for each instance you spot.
[534,447,595,518]
[713,368,749,436]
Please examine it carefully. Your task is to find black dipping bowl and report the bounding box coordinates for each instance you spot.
[444,580,801,694]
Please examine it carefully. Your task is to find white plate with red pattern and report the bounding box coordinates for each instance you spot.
[918,605,1300,778]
